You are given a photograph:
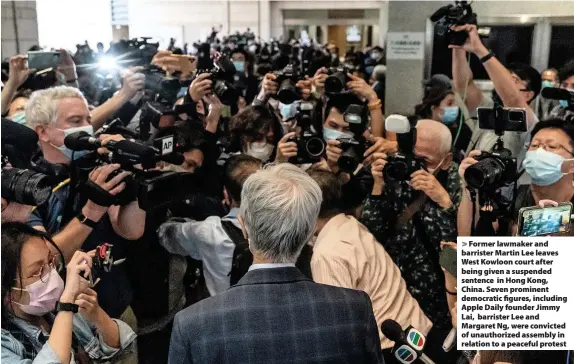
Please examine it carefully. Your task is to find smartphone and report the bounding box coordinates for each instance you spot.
[439,245,457,278]
[517,202,573,237]
[27,51,61,71]
[477,107,527,132]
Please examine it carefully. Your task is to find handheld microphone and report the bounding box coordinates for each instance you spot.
[381,319,436,364]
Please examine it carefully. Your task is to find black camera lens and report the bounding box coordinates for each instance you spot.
[324,71,346,94]
[338,148,361,173]
[213,80,238,105]
[277,78,299,104]
[384,160,409,182]
[1,168,53,206]
[464,157,506,189]
[305,137,325,158]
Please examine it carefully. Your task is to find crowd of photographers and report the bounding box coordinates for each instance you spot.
[1,16,574,364]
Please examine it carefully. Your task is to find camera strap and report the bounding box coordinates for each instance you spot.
[80,179,116,207]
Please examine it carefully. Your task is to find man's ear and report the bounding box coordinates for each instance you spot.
[526,91,535,104]
[35,124,50,143]
[441,153,453,170]
[237,215,248,240]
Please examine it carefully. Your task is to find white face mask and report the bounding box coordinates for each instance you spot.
[245,141,274,163]
[51,125,94,160]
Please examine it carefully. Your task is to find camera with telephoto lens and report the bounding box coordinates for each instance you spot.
[273,64,300,105]
[324,66,350,94]
[383,114,426,183]
[196,56,239,105]
[1,165,54,206]
[288,102,325,164]
[430,0,477,46]
[464,148,517,191]
[336,104,371,173]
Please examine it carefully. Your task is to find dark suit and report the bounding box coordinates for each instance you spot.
[169,267,383,364]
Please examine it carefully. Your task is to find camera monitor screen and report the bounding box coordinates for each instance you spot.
[518,203,573,237]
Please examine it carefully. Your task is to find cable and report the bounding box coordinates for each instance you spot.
[30,178,71,213]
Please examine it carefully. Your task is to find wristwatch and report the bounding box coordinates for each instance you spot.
[480,50,495,64]
[77,212,99,229]
[55,301,79,313]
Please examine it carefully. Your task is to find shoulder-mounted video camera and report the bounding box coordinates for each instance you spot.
[430,0,477,46]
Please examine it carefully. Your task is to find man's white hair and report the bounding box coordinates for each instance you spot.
[25,86,87,128]
[416,119,452,157]
[240,163,322,263]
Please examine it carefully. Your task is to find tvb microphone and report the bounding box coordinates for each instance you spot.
[381,319,436,364]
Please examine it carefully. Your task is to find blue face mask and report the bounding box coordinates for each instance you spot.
[233,61,245,73]
[323,127,352,142]
[541,80,555,89]
[522,148,565,186]
[11,112,26,125]
[365,66,374,75]
[560,100,569,108]
[440,106,459,125]
[279,103,295,121]
[53,125,94,160]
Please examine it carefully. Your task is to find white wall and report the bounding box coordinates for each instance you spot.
[1,1,39,58]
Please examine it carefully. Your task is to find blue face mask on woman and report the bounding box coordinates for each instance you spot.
[440,106,459,125]
[522,148,565,186]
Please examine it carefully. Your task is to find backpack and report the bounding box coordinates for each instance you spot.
[220,220,314,285]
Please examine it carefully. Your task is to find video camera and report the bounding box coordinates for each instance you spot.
[383,115,425,183]
[273,63,301,104]
[140,65,182,105]
[336,105,371,173]
[64,131,199,210]
[430,0,477,46]
[288,102,325,164]
[196,55,239,105]
[324,66,351,94]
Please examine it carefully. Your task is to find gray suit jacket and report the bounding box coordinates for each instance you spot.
[168,267,383,364]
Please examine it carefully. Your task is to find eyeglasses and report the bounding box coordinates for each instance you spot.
[30,252,61,282]
[529,142,574,157]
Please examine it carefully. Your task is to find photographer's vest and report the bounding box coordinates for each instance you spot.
[220,221,314,285]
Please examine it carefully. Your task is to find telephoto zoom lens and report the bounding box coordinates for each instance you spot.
[277,78,299,104]
[1,168,53,206]
[464,157,506,189]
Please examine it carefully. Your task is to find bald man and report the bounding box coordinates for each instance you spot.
[361,119,461,364]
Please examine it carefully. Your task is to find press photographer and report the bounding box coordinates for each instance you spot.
[361,118,460,363]
[24,86,146,319]
[451,23,541,171]
[459,118,574,237]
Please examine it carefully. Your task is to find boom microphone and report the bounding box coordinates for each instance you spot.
[381,319,436,364]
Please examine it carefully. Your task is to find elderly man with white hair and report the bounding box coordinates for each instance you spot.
[361,118,461,364]
[169,163,383,364]
[25,86,146,319]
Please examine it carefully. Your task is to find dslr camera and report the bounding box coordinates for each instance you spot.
[273,64,300,105]
[141,65,182,105]
[382,115,426,183]
[288,102,325,164]
[464,148,516,191]
[324,66,350,94]
[336,105,371,173]
[196,56,239,105]
[430,0,477,46]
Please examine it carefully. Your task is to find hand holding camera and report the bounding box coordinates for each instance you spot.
[363,136,399,166]
[261,73,279,95]
[190,73,213,102]
[346,73,378,103]
[458,149,481,186]
[88,163,130,198]
[448,24,489,58]
[371,152,388,187]
[411,169,452,208]
[313,67,328,93]
[119,70,146,101]
[60,250,93,303]
[295,77,312,101]
[326,140,343,173]
[276,132,298,163]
